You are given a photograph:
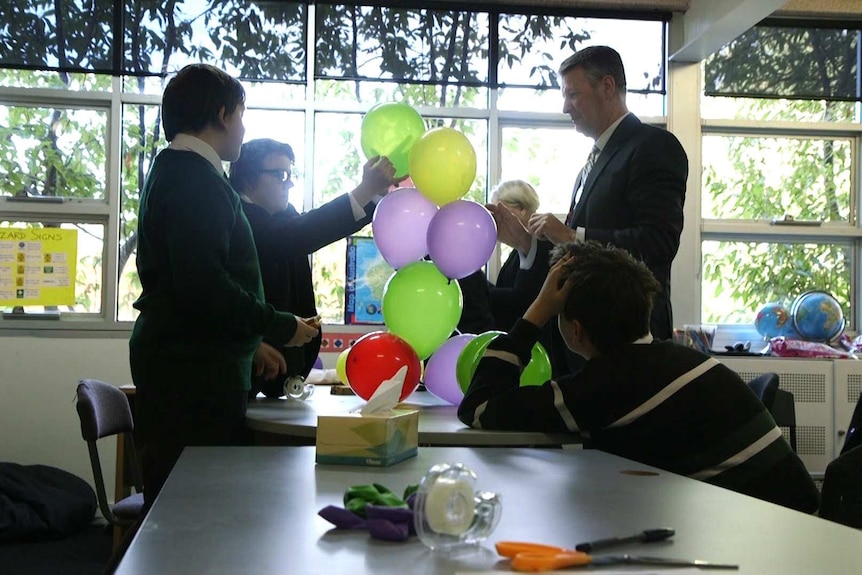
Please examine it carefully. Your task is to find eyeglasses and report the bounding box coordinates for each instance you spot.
[259,168,295,183]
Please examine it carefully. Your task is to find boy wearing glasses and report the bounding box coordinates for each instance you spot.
[230,138,396,397]
[130,66,318,507]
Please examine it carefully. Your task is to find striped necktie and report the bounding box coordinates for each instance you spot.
[565,146,600,226]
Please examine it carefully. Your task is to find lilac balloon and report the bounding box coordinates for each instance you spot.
[427,200,498,280]
[372,187,438,269]
[423,334,476,405]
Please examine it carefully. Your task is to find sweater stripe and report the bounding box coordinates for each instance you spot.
[606,357,719,428]
[472,401,488,429]
[484,348,521,367]
[689,426,783,480]
[551,380,579,431]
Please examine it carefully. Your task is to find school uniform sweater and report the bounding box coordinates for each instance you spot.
[458,319,820,513]
[130,149,297,397]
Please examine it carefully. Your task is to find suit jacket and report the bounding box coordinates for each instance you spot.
[243,196,374,396]
[569,113,687,339]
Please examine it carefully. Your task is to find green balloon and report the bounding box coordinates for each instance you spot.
[382,261,463,360]
[457,332,552,393]
[361,103,426,179]
[456,331,504,393]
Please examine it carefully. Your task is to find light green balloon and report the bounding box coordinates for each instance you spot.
[382,261,463,360]
[457,332,552,393]
[361,103,426,179]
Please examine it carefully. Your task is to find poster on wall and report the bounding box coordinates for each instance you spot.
[345,236,393,325]
[0,228,78,307]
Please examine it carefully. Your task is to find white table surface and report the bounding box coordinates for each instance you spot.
[115,446,862,575]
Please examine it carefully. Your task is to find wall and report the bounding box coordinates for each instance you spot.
[0,336,132,499]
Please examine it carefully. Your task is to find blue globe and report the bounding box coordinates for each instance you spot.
[791,291,845,342]
[754,302,796,339]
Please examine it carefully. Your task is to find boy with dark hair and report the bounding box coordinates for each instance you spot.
[458,241,819,513]
[130,65,318,506]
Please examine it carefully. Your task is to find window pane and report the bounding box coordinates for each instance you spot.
[701,95,859,122]
[497,86,663,116]
[704,25,859,101]
[498,15,665,95]
[0,221,103,314]
[315,79,488,109]
[119,103,165,321]
[501,125,590,215]
[0,0,114,73]
[702,240,851,325]
[315,5,488,85]
[0,70,110,91]
[124,1,306,82]
[0,105,107,199]
[702,134,852,221]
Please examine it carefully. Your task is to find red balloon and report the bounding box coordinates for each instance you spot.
[345,331,421,402]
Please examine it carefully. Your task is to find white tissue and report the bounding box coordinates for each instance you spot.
[360,365,407,415]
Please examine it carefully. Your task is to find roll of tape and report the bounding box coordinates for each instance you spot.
[424,476,475,536]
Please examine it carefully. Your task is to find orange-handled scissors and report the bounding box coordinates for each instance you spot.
[496,541,738,572]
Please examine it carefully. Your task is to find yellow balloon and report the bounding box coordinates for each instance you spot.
[408,127,477,206]
[335,348,350,385]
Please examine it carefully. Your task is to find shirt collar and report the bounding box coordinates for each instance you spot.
[633,333,654,344]
[594,112,630,154]
[169,134,225,173]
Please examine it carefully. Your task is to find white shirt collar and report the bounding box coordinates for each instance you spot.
[169,134,225,173]
[633,333,654,344]
[594,112,630,154]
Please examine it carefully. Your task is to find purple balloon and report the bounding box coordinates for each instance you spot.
[427,200,498,280]
[423,334,476,405]
[372,187,438,269]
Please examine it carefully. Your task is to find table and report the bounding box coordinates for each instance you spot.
[114,446,862,575]
[246,389,580,447]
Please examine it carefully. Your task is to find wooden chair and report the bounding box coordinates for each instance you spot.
[75,379,144,552]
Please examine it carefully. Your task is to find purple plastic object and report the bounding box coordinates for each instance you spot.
[313,356,323,370]
[427,200,497,280]
[372,187,438,269]
[423,334,475,405]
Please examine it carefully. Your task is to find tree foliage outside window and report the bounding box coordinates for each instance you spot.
[702,24,862,326]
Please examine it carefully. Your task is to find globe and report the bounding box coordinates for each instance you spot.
[790,291,845,342]
[754,302,796,339]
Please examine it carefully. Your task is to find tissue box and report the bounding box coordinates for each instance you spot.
[316,408,419,467]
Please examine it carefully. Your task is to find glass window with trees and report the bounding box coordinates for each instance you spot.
[0,1,667,329]
[701,21,862,327]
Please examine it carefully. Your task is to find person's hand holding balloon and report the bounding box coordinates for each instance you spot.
[354,156,397,206]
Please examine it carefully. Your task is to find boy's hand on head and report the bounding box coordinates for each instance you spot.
[253,341,287,381]
[524,254,575,327]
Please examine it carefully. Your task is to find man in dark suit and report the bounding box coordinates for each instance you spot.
[490,45,688,375]
[230,139,395,397]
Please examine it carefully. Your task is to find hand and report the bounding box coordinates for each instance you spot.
[253,342,287,381]
[523,253,575,327]
[285,317,320,347]
[303,314,322,330]
[486,202,532,253]
[528,213,576,245]
[354,156,397,205]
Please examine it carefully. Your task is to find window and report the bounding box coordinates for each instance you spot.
[701,22,862,327]
[0,1,668,330]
